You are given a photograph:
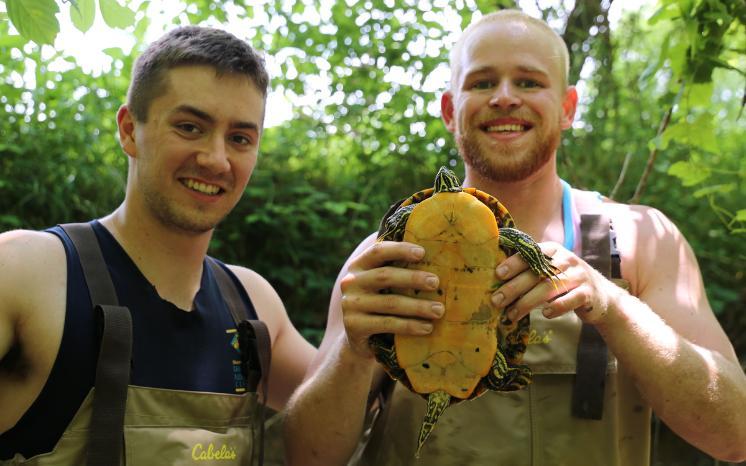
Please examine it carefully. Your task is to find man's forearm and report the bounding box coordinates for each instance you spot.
[597,292,746,462]
[284,335,379,466]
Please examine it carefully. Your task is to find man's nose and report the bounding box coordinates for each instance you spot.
[196,136,231,173]
[488,81,521,109]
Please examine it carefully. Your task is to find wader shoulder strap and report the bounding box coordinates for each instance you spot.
[61,223,132,466]
[571,191,624,420]
[206,258,271,466]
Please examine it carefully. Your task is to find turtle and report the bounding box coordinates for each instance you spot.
[370,166,561,457]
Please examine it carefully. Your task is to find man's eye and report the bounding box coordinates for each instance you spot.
[471,80,494,90]
[177,123,201,134]
[231,134,252,146]
[517,79,541,89]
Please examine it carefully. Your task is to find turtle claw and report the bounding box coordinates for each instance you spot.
[485,349,532,391]
[415,390,451,458]
[499,227,561,289]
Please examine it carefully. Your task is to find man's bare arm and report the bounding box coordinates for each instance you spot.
[283,235,442,466]
[495,205,746,462]
[228,266,317,411]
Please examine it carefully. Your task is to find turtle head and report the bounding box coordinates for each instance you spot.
[433,166,462,193]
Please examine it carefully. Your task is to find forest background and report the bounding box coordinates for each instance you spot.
[1,0,744,464]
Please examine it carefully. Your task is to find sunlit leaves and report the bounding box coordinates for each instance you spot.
[668,160,712,186]
[99,0,135,29]
[70,0,96,33]
[5,0,59,45]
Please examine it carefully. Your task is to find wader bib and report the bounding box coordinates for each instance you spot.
[1,223,271,466]
[351,189,651,466]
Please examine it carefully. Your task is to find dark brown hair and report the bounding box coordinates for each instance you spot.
[127,26,269,122]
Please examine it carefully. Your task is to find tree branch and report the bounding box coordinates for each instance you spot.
[628,83,684,204]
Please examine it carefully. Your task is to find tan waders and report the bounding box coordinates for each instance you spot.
[351,190,652,466]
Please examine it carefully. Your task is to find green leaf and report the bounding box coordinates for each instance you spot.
[686,82,713,107]
[6,0,60,45]
[0,34,27,48]
[668,160,711,186]
[692,183,736,198]
[647,3,677,25]
[735,210,746,222]
[70,0,96,33]
[99,0,136,29]
[133,15,150,41]
[103,47,125,60]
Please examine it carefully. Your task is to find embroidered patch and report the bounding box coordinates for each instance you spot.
[226,328,246,393]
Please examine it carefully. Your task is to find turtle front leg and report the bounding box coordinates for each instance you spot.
[499,227,561,287]
[415,390,451,458]
[369,334,406,381]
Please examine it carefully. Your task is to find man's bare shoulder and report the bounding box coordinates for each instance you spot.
[600,199,681,240]
[0,229,66,297]
[223,264,286,340]
[0,229,67,433]
[598,199,690,294]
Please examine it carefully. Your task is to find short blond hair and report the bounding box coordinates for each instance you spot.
[449,10,570,92]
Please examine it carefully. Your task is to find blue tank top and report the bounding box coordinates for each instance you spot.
[0,220,259,460]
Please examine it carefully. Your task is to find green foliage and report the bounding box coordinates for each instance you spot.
[5,0,59,45]
[643,0,746,234]
[1,0,135,45]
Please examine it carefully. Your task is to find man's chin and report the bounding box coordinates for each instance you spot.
[458,135,556,183]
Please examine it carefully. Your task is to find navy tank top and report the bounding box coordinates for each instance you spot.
[0,220,259,460]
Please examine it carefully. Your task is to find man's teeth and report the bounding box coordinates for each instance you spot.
[486,124,526,132]
[184,179,220,195]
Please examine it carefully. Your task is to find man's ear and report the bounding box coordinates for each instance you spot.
[441,91,457,133]
[117,105,137,158]
[560,86,578,130]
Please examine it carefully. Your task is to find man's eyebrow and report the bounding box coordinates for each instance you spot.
[463,64,550,77]
[516,65,549,76]
[173,104,214,122]
[172,104,260,131]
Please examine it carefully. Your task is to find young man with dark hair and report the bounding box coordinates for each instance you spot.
[0,26,315,464]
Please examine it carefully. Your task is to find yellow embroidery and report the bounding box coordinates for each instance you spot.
[527,329,553,345]
[191,443,238,461]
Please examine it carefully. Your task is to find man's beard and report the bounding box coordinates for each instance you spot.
[140,178,229,235]
[458,127,559,183]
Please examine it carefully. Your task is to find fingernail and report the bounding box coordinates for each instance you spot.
[411,247,425,259]
[425,276,439,289]
[497,265,509,278]
[431,303,444,318]
[492,292,504,307]
[419,323,433,334]
[542,306,553,318]
[506,307,518,321]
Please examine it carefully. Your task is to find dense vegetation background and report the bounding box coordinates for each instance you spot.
[1,0,744,464]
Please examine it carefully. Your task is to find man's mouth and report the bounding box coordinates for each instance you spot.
[182,178,222,195]
[484,123,529,133]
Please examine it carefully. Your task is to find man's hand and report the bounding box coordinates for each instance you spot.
[491,241,625,325]
[339,241,445,358]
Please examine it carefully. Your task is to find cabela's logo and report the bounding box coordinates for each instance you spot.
[191,443,238,461]
[527,328,553,345]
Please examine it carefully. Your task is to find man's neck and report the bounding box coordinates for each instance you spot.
[462,164,565,244]
[98,204,213,311]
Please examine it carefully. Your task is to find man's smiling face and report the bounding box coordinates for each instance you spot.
[120,65,265,234]
[442,20,576,182]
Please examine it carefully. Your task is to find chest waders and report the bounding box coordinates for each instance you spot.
[1,223,271,466]
[350,190,651,466]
